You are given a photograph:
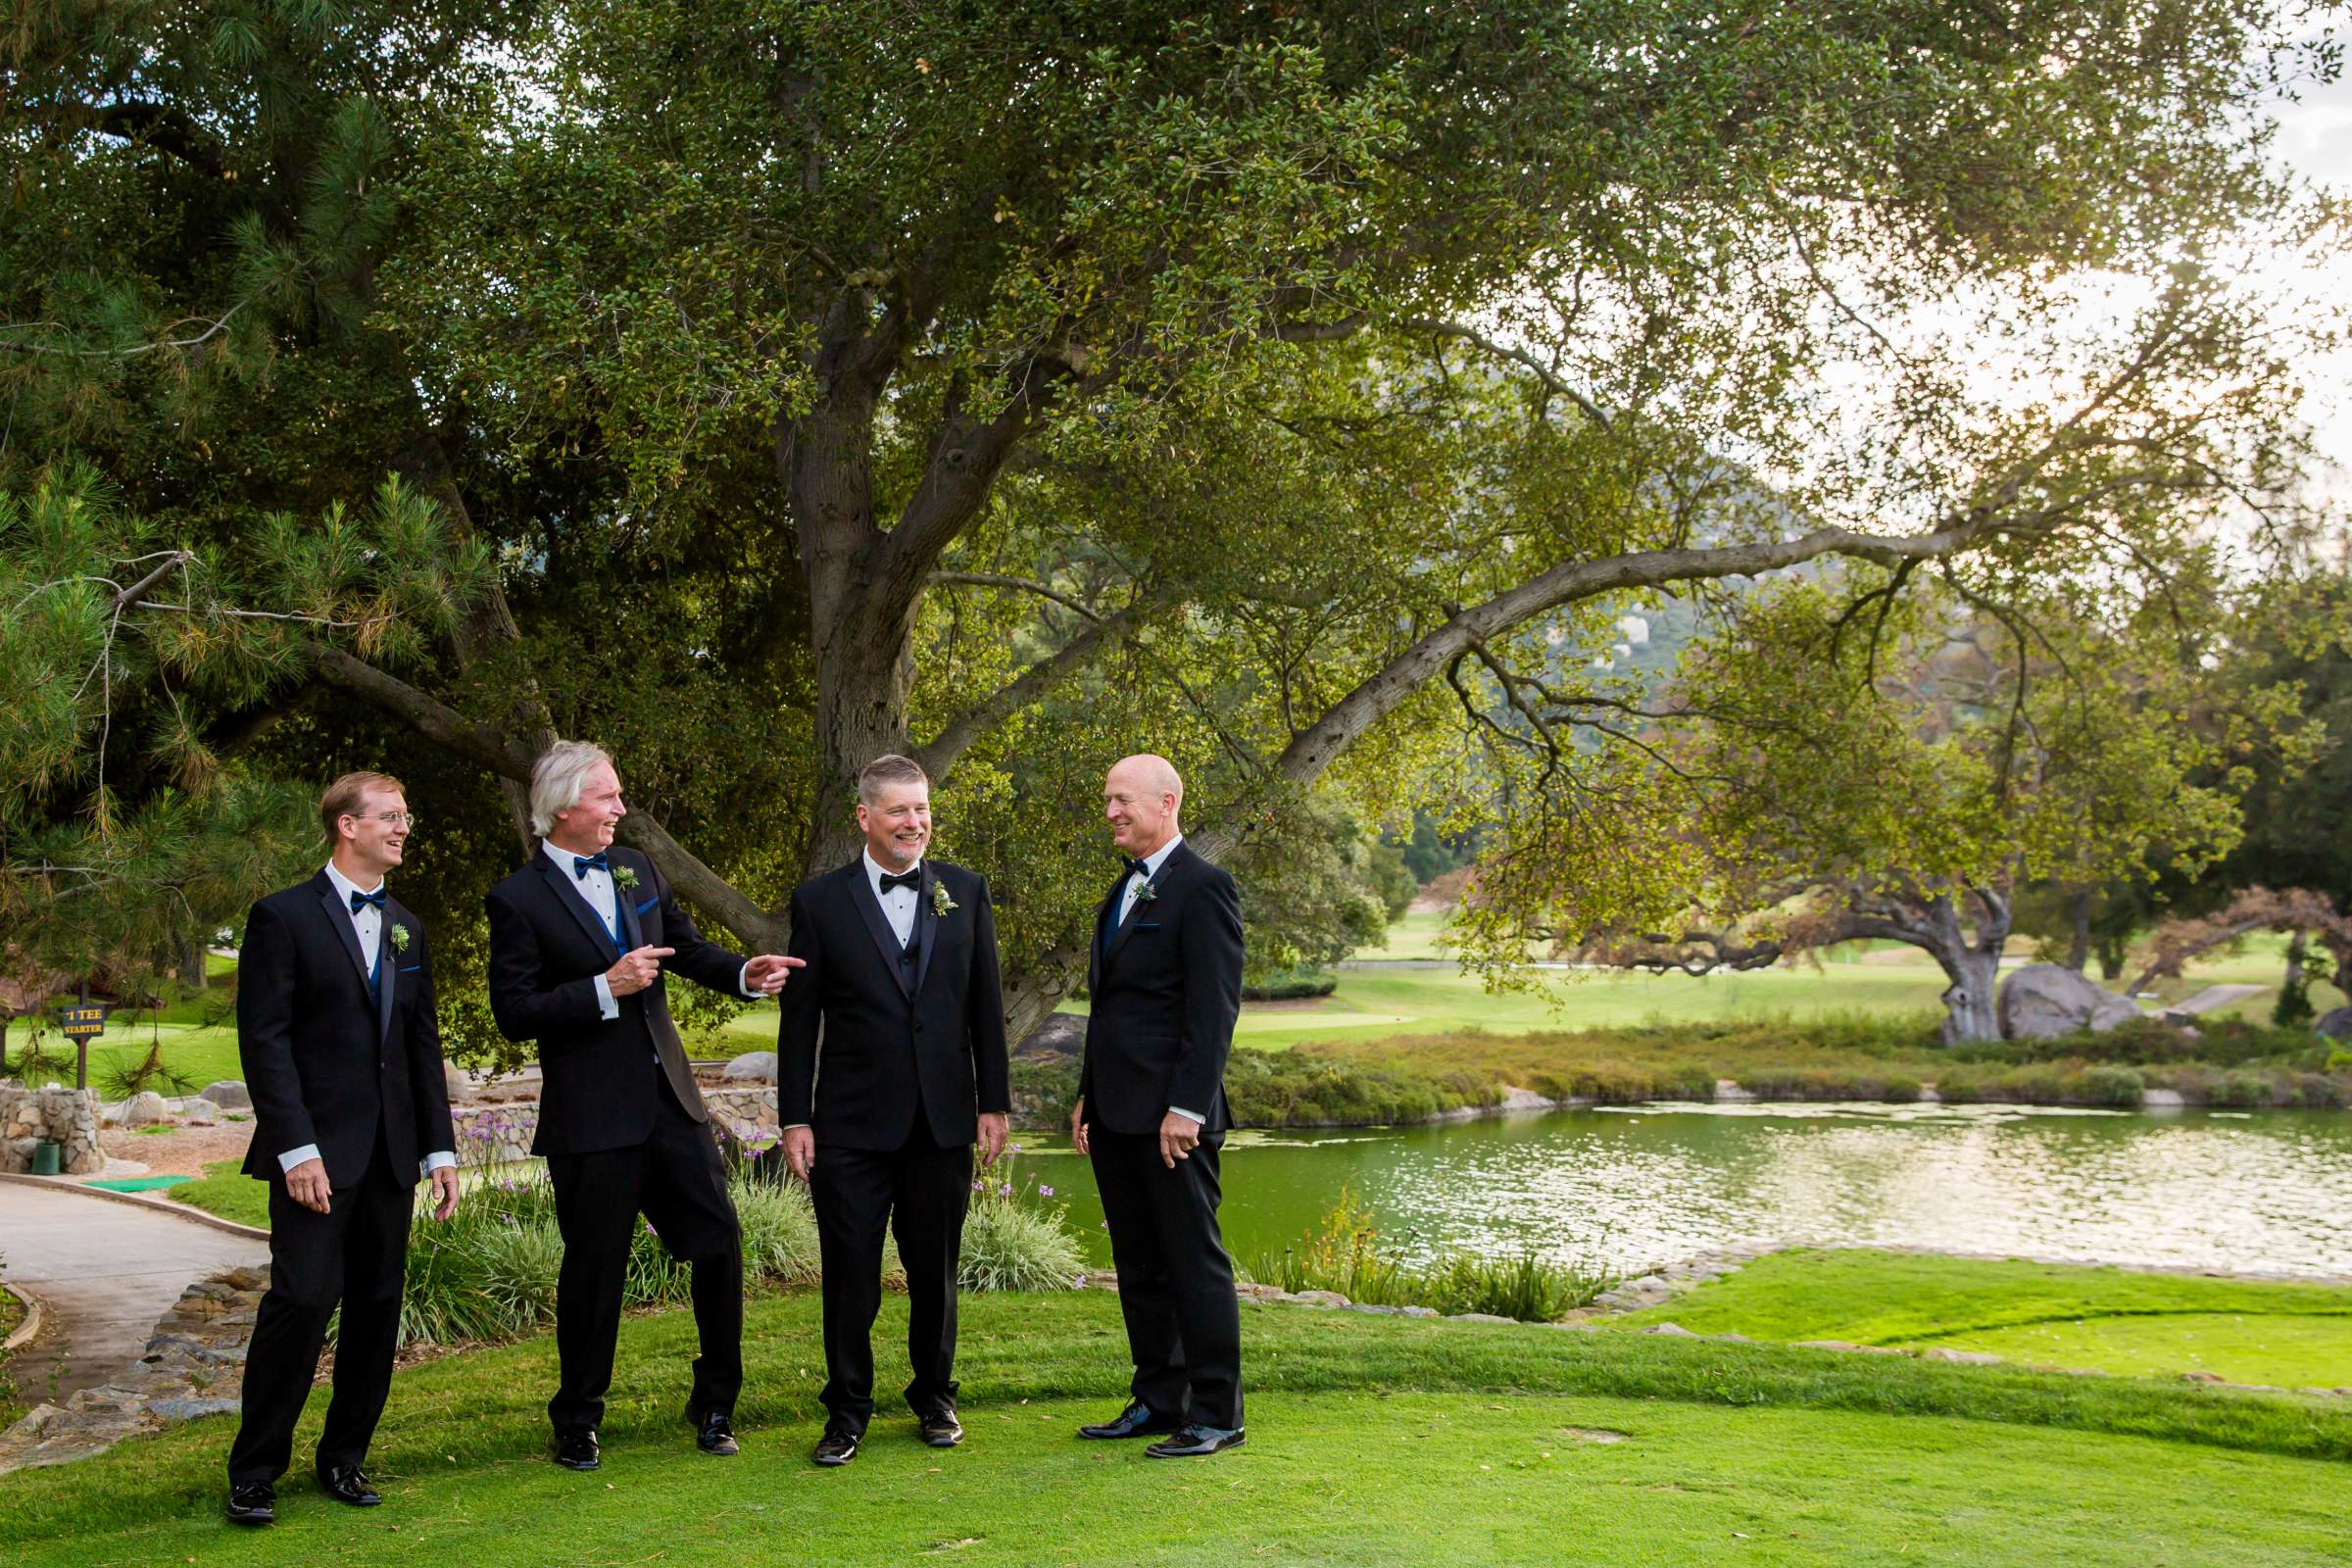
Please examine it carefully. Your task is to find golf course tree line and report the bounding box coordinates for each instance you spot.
[4,2,2343,1059]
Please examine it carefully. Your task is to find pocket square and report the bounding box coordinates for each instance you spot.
[635,897,659,914]
[1134,921,1161,930]
[399,963,422,973]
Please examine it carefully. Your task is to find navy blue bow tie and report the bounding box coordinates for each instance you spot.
[572,853,610,880]
[1123,859,1151,880]
[349,888,386,913]
[879,868,921,894]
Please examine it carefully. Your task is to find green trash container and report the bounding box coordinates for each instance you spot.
[30,1140,61,1176]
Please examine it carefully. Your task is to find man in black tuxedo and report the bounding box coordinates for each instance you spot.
[1072,753,1247,1458]
[776,753,1011,1466]
[225,771,461,1527]
[484,740,799,1471]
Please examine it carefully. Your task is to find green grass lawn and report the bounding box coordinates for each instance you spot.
[4,1290,2348,1566]
[170,1158,272,1230]
[1610,1250,2352,1389]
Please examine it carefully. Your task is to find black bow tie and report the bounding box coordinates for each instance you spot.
[349,888,386,913]
[1124,859,1151,879]
[879,868,921,894]
[572,853,610,880]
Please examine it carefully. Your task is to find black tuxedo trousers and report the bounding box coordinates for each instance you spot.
[808,1126,971,1433]
[227,1133,412,1485]
[1087,1128,1243,1430]
[544,1079,743,1433]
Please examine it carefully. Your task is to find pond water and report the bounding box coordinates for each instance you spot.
[1006,1103,2352,1280]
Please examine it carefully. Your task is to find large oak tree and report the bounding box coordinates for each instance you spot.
[5,1,2337,1049]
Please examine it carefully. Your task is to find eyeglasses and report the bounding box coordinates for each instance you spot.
[357,811,418,829]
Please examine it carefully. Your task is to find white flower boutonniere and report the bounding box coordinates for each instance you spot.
[613,866,640,893]
[931,880,959,918]
[389,922,412,954]
[1135,879,1158,905]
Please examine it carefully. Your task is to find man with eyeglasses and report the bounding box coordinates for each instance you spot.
[225,771,461,1527]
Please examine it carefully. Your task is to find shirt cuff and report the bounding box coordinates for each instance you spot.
[419,1151,456,1178]
[738,960,759,999]
[782,1123,810,1132]
[594,971,619,1019]
[277,1143,322,1173]
[1166,1106,1206,1125]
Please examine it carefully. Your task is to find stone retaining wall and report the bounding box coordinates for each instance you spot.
[0,1086,103,1175]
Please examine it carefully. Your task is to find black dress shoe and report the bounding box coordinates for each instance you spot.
[686,1403,739,1456]
[317,1464,381,1506]
[224,1482,275,1527]
[811,1426,859,1466]
[1076,1400,1183,1440]
[1146,1423,1247,1458]
[917,1403,964,1448]
[553,1428,602,1471]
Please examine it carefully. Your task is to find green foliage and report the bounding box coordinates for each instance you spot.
[1240,968,1339,1002]
[958,1165,1084,1293]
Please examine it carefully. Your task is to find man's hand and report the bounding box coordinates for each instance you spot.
[976,1111,1009,1168]
[782,1126,815,1182]
[743,954,807,994]
[427,1165,461,1221]
[1157,1110,1200,1169]
[284,1156,331,1215]
[1071,1097,1090,1156]
[605,944,675,997]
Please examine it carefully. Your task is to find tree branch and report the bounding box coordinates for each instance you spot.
[911,605,1144,783]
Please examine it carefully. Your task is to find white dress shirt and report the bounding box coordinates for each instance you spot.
[542,840,759,1020]
[278,861,456,1179]
[1115,836,1205,1127]
[867,849,923,946]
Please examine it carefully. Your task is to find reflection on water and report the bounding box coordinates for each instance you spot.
[1018,1104,2352,1278]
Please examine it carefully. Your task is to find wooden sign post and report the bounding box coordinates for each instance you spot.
[61,991,107,1092]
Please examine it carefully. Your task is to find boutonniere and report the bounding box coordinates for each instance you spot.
[931,880,959,917]
[389,922,412,953]
[613,866,640,892]
[1135,879,1158,905]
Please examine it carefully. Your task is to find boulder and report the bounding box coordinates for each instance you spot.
[2317,1006,2352,1042]
[199,1080,252,1111]
[722,1051,778,1084]
[1997,963,2142,1040]
[119,1091,172,1128]
[179,1097,220,1126]
[443,1061,476,1102]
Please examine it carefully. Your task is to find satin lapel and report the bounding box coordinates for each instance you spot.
[314,876,371,994]
[847,863,913,998]
[614,857,646,950]
[537,857,622,958]
[1089,871,1125,990]
[913,868,942,997]
[375,899,402,1043]
[1104,844,1188,971]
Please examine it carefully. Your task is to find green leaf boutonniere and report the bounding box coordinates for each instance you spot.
[389,922,412,954]
[613,866,640,892]
[931,880,959,917]
[1135,879,1158,905]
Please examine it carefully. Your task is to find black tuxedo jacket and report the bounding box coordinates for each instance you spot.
[1077,842,1245,1136]
[484,844,748,1156]
[235,872,455,1187]
[775,858,1010,1151]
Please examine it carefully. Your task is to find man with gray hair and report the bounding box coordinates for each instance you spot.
[485,740,801,1471]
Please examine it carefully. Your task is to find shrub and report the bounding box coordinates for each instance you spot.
[2209,1070,2280,1109]
[959,1192,1083,1292]
[2078,1064,2146,1107]
[1242,968,1341,1002]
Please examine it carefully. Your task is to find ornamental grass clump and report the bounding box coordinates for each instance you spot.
[958,1152,1084,1292]
[1247,1187,1615,1321]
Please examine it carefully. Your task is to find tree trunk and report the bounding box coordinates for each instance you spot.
[1918,890,2009,1044]
[181,940,208,991]
[2065,888,2090,973]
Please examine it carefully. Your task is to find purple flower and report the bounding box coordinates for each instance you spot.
[1008,1144,1022,1153]
[1075,1274,1088,1287]
[971,1179,985,1193]
[644,1222,659,1236]
[998,1183,1011,1198]
[1037,1185,1055,1198]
